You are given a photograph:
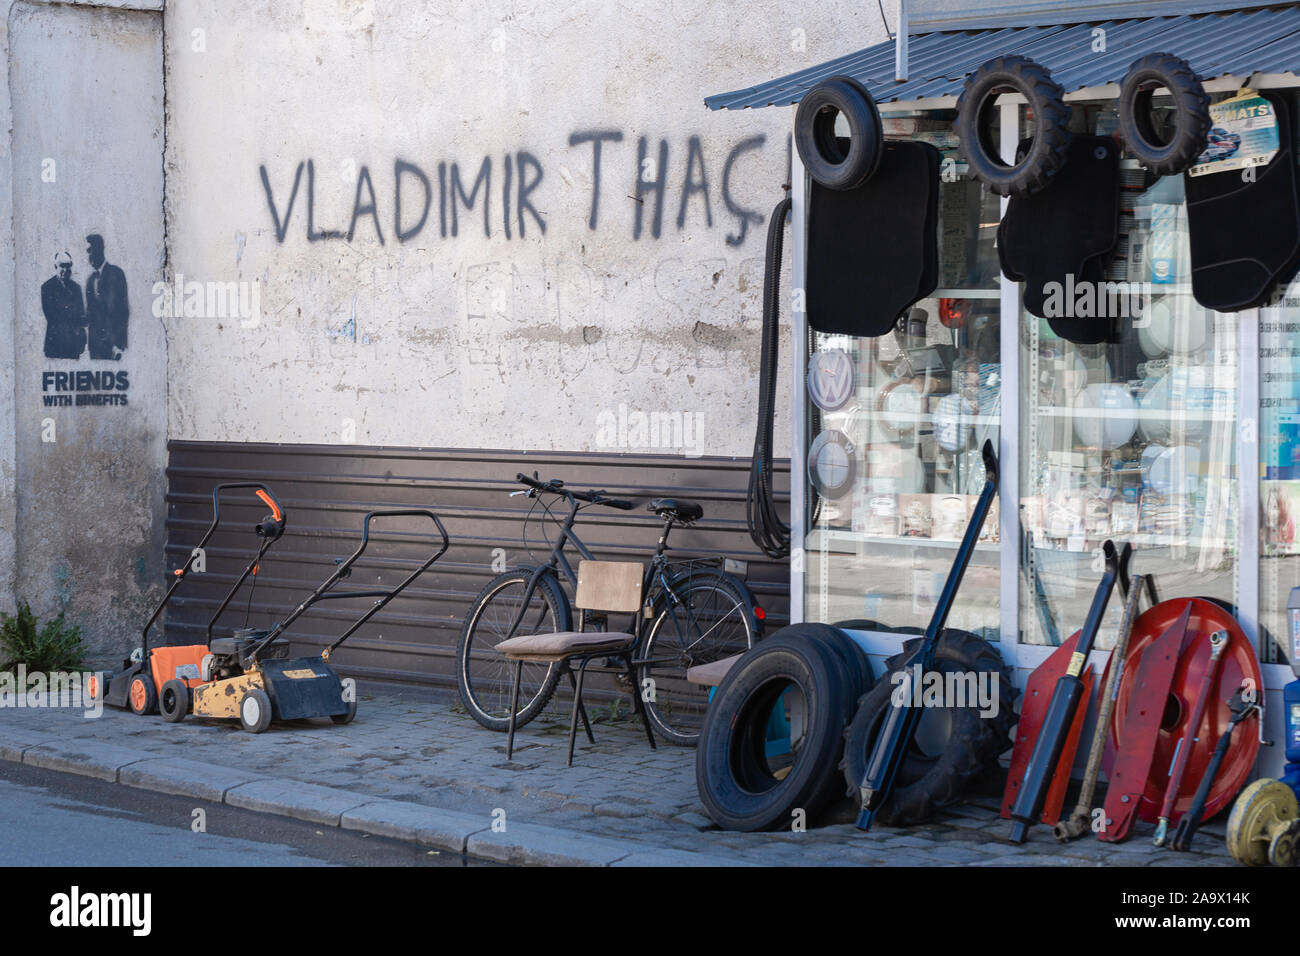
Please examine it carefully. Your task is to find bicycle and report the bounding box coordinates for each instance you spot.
[455,472,765,745]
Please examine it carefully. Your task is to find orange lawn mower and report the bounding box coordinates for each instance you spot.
[88,483,287,715]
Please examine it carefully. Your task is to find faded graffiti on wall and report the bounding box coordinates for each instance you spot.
[259,132,786,249]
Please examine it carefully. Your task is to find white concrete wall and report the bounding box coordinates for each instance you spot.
[163,0,888,458]
[4,0,165,656]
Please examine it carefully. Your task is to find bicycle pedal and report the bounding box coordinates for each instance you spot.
[610,666,633,685]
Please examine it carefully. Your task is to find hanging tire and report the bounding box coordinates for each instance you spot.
[159,679,189,723]
[1118,53,1210,176]
[695,633,853,831]
[956,55,1072,197]
[840,630,1015,826]
[794,75,883,190]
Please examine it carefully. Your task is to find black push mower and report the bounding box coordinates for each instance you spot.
[159,509,449,733]
[89,482,289,715]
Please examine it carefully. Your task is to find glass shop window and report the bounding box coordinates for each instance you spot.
[1019,99,1240,649]
[1259,277,1300,667]
[804,109,1002,638]
[1257,88,1300,668]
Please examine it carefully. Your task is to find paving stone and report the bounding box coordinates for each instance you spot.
[0,726,60,762]
[225,778,371,826]
[467,823,632,866]
[23,741,149,782]
[119,757,258,802]
[613,847,753,866]
[340,800,488,853]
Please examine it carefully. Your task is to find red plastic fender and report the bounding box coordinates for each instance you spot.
[1103,599,1261,837]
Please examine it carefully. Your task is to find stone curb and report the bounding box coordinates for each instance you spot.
[0,726,740,866]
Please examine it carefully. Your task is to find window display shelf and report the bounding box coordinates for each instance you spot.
[867,411,1001,426]
[810,528,999,554]
[1028,534,1236,553]
[1036,406,1236,423]
[932,289,1000,299]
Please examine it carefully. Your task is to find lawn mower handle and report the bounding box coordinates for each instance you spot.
[244,509,450,664]
[201,483,289,643]
[141,482,285,654]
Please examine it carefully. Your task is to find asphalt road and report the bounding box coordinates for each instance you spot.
[0,761,484,866]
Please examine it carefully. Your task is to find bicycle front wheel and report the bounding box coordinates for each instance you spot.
[456,568,571,732]
[640,570,757,746]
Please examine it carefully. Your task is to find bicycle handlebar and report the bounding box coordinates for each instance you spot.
[514,473,635,510]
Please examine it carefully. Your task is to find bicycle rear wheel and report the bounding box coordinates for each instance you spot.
[640,569,758,746]
[456,568,571,732]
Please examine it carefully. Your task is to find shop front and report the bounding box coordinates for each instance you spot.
[709,3,1300,777]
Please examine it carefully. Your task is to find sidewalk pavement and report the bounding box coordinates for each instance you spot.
[0,682,1237,867]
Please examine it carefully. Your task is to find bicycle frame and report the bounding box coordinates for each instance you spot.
[503,491,689,642]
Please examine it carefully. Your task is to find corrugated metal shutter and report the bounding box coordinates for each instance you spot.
[163,441,791,693]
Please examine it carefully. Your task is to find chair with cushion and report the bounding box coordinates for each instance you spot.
[495,560,657,766]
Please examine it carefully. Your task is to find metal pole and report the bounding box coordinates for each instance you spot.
[894,1,909,82]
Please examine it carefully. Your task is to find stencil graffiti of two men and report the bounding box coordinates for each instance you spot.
[84,234,129,360]
[40,251,87,360]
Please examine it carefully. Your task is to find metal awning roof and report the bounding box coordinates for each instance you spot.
[705,6,1300,110]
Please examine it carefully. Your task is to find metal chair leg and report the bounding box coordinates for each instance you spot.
[506,659,523,761]
[626,653,657,750]
[567,668,595,744]
[567,664,588,767]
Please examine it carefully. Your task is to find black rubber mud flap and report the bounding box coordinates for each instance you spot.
[997,134,1121,342]
[806,141,940,337]
[1185,91,1300,312]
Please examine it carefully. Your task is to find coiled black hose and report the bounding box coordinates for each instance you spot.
[747,195,794,559]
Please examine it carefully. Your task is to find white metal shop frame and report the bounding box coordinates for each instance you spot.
[787,80,1300,763]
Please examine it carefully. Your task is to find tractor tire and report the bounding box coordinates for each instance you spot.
[159,679,189,723]
[956,55,1072,197]
[695,633,853,831]
[840,629,1015,826]
[794,76,883,190]
[1118,53,1210,176]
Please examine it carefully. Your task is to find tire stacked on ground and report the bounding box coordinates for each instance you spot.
[840,629,1016,826]
[695,623,872,832]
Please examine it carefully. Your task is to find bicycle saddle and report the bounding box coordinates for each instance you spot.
[648,498,703,523]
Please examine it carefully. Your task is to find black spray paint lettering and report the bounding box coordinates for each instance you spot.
[261,135,767,244]
[348,165,384,244]
[569,129,623,229]
[722,135,766,246]
[677,136,712,230]
[394,159,430,242]
[450,157,491,237]
[516,151,545,237]
[635,136,669,240]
